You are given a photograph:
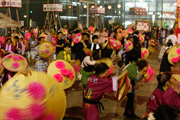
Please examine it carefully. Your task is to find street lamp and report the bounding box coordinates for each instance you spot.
[117,4,121,8]
[68,5,72,9]
[24,15,27,18]
[108,5,112,9]
[99,5,103,8]
[91,5,95,8]
[83,5,87,8]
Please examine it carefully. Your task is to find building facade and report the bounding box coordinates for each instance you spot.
[0,0,177,29]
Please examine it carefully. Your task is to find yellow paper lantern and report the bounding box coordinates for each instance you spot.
[0,71,66,120]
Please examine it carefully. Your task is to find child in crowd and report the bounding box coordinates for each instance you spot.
[83,63,128,120]
[34,37,48,72]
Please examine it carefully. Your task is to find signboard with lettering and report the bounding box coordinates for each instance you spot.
[0,0,22,8]
[136,20,151,31]
[90,7,105,14]
[43,4,63,12]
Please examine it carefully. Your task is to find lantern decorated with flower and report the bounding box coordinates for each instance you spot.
[0,36,6,44]
[38,42,54,59]
[0,70,66,120]
[141,48,149,59]
[25,32,32,40]
[72,33,82,44]
[47,60,75,89]
[2,54,28,72]
[50,36,57,46]
[125,40,134,52]
[168,45,180,65]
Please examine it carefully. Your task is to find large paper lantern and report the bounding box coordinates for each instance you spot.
[125,40,134,52]
[0,36,6,44]
[72,33,82,44]
[38,42,54,59]
[51,36,57,46]
[141,48,149,59]
[2,54,28,72]
[47,60,75,90]
[39,33,47,41]
[61,29,68,35]
[139,33,145,43]
[122,30,129,38]
[25,32,32,40]
[116,33,123,40]
[144,64,154,83]
[33,28,38,38]
[168,45,180,65]
[0,70,66,120]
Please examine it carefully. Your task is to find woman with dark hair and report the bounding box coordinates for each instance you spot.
[146,72,180,113]
[123,59,148,119]
[4,38,15,55]
[14,36,22,54]
[83,63,128,120]
[159,40,173,72]
[143,104,180,120]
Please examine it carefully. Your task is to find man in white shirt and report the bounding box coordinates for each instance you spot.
[165,29,179,45]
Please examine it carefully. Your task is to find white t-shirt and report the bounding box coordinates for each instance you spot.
[165,34,178,45]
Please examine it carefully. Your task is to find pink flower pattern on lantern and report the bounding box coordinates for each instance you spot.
[177,48,180,55]
[12,62,20,69]
[18,56,24,60]
[72,35,76,39]
[6,108,22,119]
[53,74,63,82]
[75,38,79,42]
[13,56,20,61]
[55,61,65,69]
[29,103,44,119]
[172,58,178,63]
[60,68,70,76]
[27,82,46,100]
[68,70,74,80]
[77,33,81,37]
[7,54,13,59]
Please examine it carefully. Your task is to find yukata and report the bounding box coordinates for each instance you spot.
[83,74,118,120]
[147,87,180,113]
[34,45,48,72]
[4,44,15,54]
[15,42,22,54]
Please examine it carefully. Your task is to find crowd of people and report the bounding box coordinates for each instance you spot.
[0,24,180,120]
